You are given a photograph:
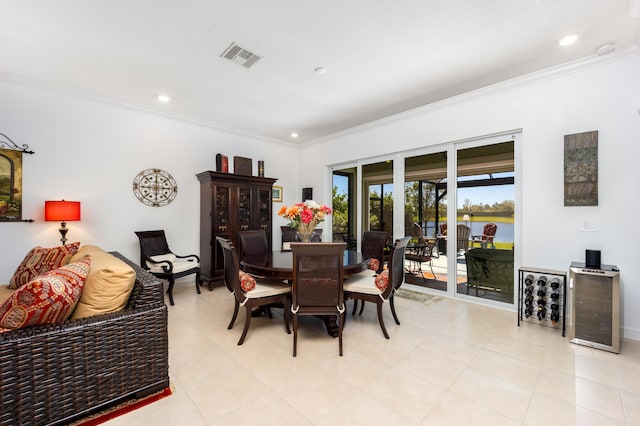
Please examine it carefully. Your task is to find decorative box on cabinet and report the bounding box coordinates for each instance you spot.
[517,266,567,336]
[196,171,277,287]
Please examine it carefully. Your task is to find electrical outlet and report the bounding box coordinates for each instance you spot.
[581,219,597,232]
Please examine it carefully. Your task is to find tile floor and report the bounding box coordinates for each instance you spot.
[107,279,640,425]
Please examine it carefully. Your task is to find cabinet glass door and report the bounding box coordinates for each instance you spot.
[237,187,252,231]
[258,188,271,230]
[214,185,230,224]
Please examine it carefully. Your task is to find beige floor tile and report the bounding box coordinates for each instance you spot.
[106,284,640,425]
[421,391,520,425]
[449,367,533,422]
[524,391,625,426]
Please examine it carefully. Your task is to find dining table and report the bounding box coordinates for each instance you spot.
[240,249,370,337]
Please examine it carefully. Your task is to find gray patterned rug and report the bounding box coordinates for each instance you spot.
[395,289,444,306]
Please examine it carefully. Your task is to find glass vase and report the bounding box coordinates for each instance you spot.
[297,222,315,243]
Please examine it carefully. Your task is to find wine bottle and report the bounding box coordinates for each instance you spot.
[525,274,534,285]
[537,276,547,286]
[550,278,560,290]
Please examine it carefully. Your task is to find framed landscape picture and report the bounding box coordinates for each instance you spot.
[272,185,283,202]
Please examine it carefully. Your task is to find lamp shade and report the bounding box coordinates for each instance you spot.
[45,200,81,221]
[462,214,471,222]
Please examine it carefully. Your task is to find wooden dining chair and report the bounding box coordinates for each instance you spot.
[290,242,346,356]
[343,237,410,339]
[351,230,390,316]
[238,230,269,263]
[216,237,291,345]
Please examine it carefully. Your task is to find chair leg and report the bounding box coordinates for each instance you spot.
[338,311,344,356]
[238,306,252,345]
[195,272,201,294]
[283,299,291,335]
[390,294,400,325]
[292,314,298,357]
[166,278,175,306]
[377,302,389,339]
[358,300,365,316]
[351,299,358,315]
[228,299,239,330]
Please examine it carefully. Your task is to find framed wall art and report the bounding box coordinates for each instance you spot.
[0,132,34,222]
[564,130,598,206]
[272,185,283,202]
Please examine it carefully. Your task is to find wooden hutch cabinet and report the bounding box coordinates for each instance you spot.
[196,171,277,287]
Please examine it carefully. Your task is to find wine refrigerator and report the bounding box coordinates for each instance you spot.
[568,262,620,353]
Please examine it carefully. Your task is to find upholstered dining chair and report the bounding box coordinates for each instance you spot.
[135,230,201,306]
[351,230,390,316]
[216,237,291,345]
[343,236,410,339]
[290,242,346,356]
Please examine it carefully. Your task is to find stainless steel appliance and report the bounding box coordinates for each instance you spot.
[568,262,620,353]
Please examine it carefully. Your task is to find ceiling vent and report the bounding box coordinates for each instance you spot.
[220,42,261,68]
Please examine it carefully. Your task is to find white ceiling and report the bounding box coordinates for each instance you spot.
[1,0,639,143]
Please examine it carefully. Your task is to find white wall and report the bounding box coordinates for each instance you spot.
[2,50,639,339]
[0,80,300,281]
[300,50,640,339]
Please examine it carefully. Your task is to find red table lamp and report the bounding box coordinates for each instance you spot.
[45,200,81,245]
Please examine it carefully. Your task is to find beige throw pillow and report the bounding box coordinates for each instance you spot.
[70,245,136,320]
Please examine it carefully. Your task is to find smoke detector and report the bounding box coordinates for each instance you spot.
[220,42,261,68]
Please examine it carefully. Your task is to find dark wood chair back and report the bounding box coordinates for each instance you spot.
[134,230,171,265]
[385,237,411,297]
[238,230,269,263]
[290,242,346,356]
[281,225,297,251]
[361,231,389,274]
[217,237,241,296]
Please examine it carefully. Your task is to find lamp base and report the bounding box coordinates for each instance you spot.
[58,221,68,245]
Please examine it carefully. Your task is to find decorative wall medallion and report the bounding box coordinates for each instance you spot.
[133,168,178,207]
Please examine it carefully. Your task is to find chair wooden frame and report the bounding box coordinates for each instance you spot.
[134,230,201,305]
[291,242,346,356]
[217,237,291,345]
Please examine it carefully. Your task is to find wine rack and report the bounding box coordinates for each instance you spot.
[517,266,567,336]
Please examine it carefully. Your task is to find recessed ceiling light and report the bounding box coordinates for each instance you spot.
[597,43,616,55]
[157,94,171,103]
[558,34,579,46]
[314,67,327,74]
[291,132,299,139]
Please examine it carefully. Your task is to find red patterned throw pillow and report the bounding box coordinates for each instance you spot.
[368,258,380,271]
[8,242,81,289]
[0,257,91,331]
[239,271,256,292]
[374,270,389,291]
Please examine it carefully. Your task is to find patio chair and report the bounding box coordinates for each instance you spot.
[471,223,497,248]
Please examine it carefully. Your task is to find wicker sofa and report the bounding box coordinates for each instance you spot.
[0,252,169,426]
